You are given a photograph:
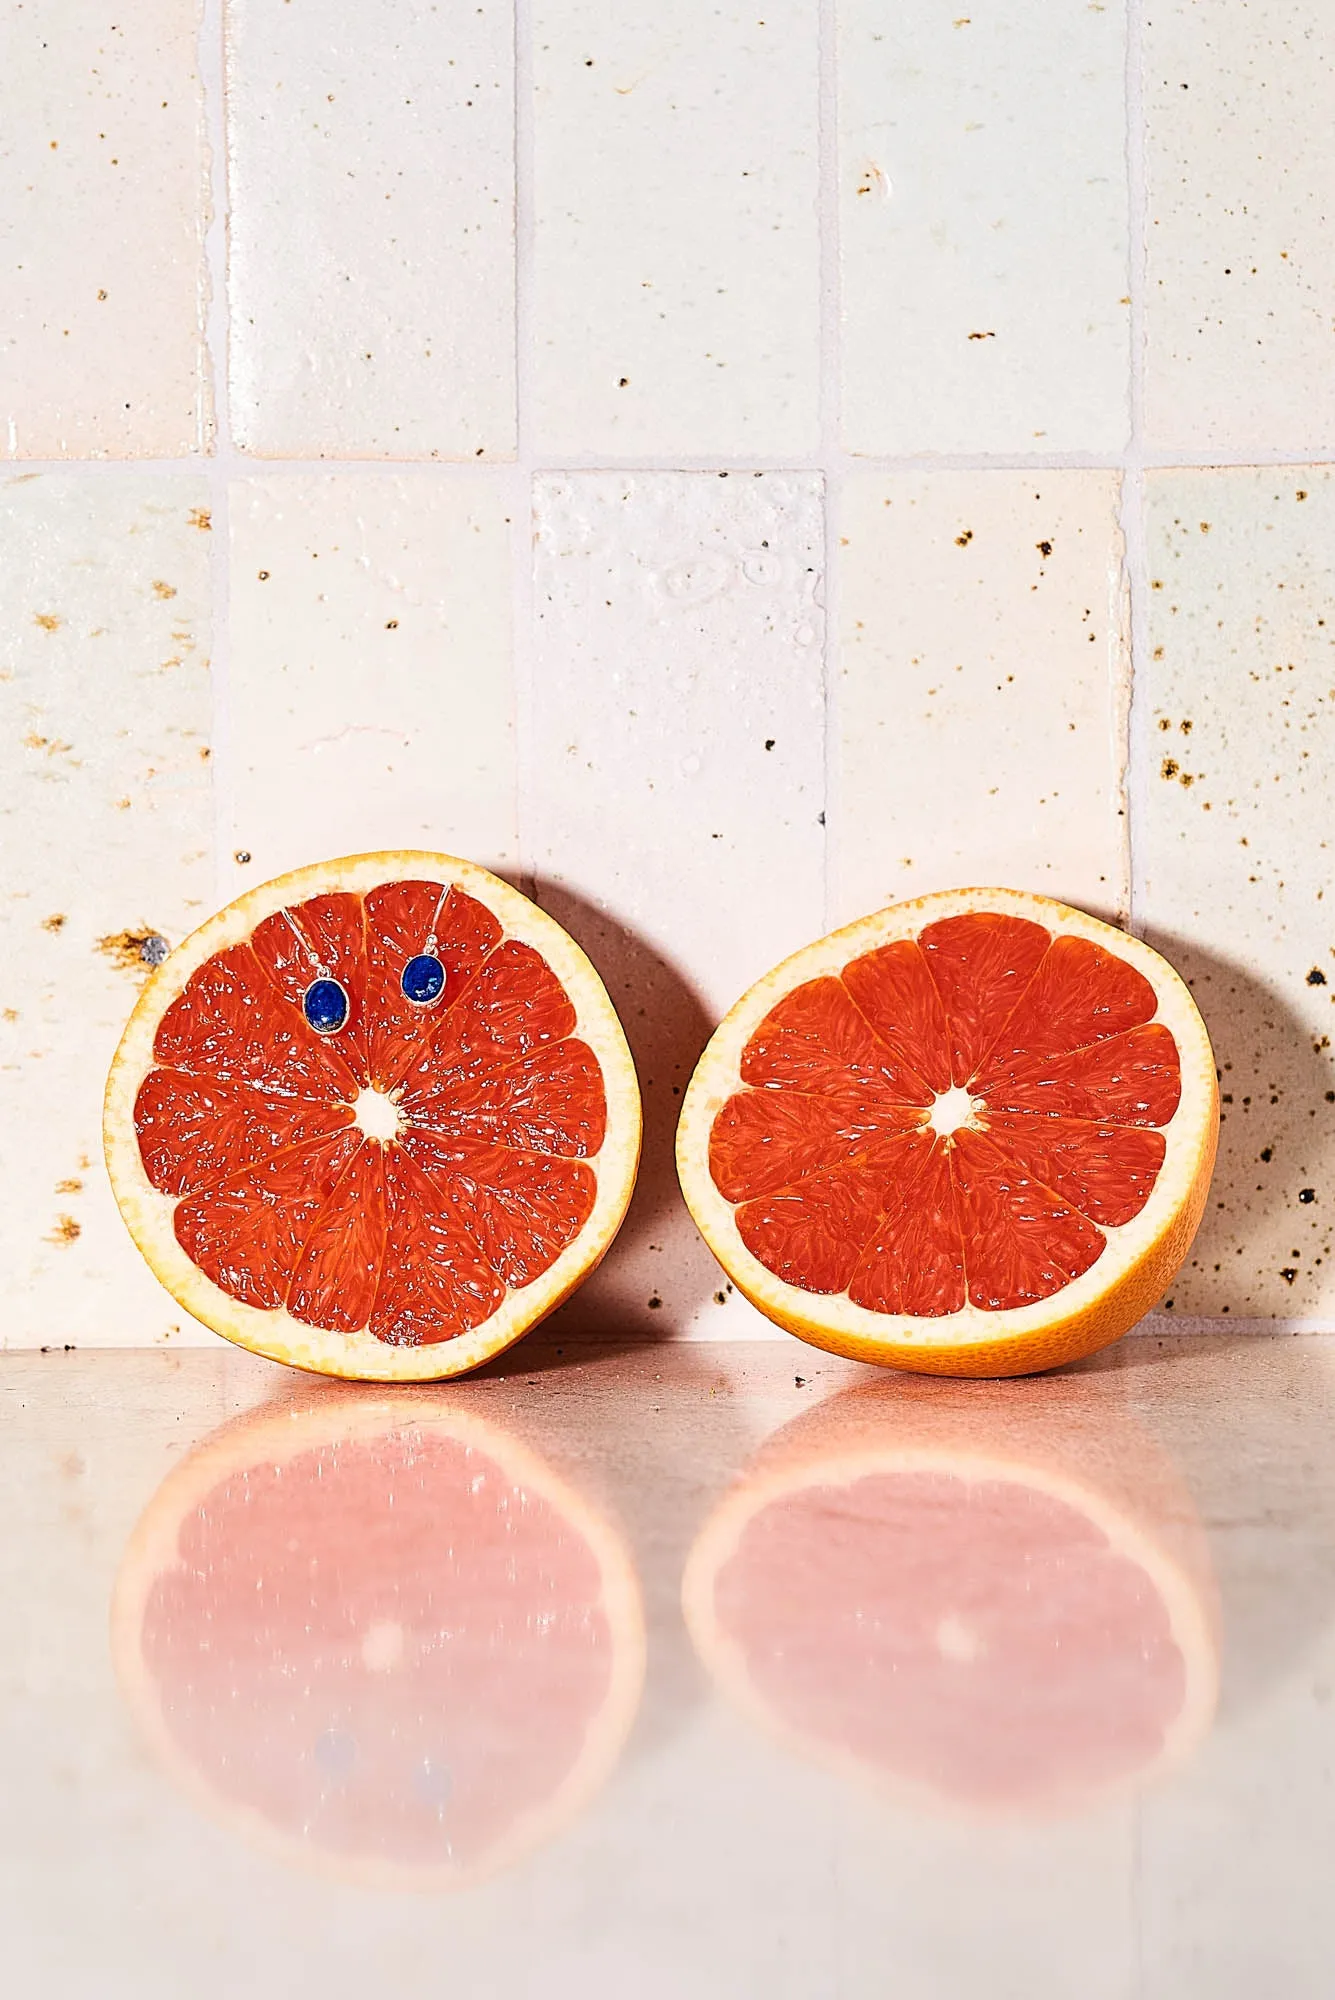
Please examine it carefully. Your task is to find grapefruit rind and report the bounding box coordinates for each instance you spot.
[676,888,1218,1376]
[110,1395,647,1892]
[681,1438,1219,1820]
[104,852,642,1381]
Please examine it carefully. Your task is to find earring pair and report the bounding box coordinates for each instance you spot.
[280,898,447,1038]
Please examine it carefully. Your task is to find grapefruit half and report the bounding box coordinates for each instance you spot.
[111,1394,646,1890]
[104,852,641,1380]
[682,1382,1219,1819]
[677,888,1217,1376]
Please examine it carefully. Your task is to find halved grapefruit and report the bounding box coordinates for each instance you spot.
[682,1380,1219,1819]
[111,1393,646,1890]
[677,888,1217,1376]
[104,852,641,1380]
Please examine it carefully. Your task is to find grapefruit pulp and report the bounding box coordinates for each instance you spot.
[682,1381,1219,1819]
[677,888,1217,1375]
[104,852,641,1380]
[111,1395,646,1889]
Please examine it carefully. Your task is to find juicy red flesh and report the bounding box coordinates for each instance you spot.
[710,912,1184,1315]
[136,883,608,1344]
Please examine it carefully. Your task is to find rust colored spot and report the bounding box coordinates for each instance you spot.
[955,529,974,547]
[97,928,164,975]
[1036,539,1053,558]
[1161,758,1180,779]
[42,913,67,933]
[188,508,212,532]
[967,330,995,340]
[151,580,177,600]
[48,1215,81,1246]
[33,612,61,632]
[55,1178,83,1194]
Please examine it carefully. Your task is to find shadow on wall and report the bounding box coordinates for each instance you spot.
[531,876,727,1342]
[1141,927,1335,1320]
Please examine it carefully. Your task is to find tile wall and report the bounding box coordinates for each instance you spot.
[2,0,1333,1346]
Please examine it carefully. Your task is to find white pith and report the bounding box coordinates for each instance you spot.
[104,850,642,1382]
[676,886,1217,1359]
[927,1084,980,1140]
[352,1086,404,1144]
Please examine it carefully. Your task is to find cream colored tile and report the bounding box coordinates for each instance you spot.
[531,4,821,458]
[1137,470,1335,1320]
[1144,1,1335,456]
[0,475,214,1348]
[227,0,515,459]
[839,0,1129,455]
[227,475,516,889]
[0,1,210,457]
[530,471,826,1337]
[833,469,1129,927]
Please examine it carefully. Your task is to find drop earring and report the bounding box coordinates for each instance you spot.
[400,884,449,1010]
[279,907,350,1036]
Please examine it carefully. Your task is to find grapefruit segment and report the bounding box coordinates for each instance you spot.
[980,1019,1182,1127]
[918,911,1051,1083]
[681,1382,1219,1819]
[739,977,934,1106]
[678,888,1218,1376]
[287,1142,388,1334]
[111,1397,646,1889]
[153,942,360,1098]
[371,1149,506,1345]
[846,1139,966,1318]
[174,1129,362,1311]
[105,852,641,1381]
[134,1070,354,1197]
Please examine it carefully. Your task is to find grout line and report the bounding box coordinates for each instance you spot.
[511,0,539,901]
[16,443,1335,480]
[1121,0,1151,938]
[198,0,237,915]
[816,0,841,932]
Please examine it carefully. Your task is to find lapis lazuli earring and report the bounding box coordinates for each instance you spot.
[401,885,450,1011]
[279,908,350,1036]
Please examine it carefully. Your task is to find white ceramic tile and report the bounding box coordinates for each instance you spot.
[833,469,1130,927]
[531,4,821,458]
[227,0,515,459]
[1144,1,1335,456]
[529,471,826,1337]
[226,475,516,890]
[1137,470,1335,1320]
[839,0,1129,456]
[0,475,214,1348]
[0,0,210,457]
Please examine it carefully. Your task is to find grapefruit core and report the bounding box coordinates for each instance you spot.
[110,1395,646,1891]
[677,888,1218,1376]
[104,852,641,1381]
[682,1383,1219,1820]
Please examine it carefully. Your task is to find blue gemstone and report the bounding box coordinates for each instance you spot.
[401,952,446,1008]
[303,976,349,1035]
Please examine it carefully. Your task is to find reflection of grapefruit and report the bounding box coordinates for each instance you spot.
[104,852,640,1380]
[677,888,1217,1375]
[111,1396,645,1890]
[682,1383,1219,1819]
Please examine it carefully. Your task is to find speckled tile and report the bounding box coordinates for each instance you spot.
[529,471,825,1337]
[0,475,214,1347]
[1137,470,1335,1320]
[226,475,516,891]
[227,0,515,459]
[1144,1,1335,456]
[832,469,1130,927]
[0,1,210,457]
[531,5,821,458]
[839,0,1129,455]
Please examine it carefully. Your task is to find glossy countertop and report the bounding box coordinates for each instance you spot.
[3,1331,1334,1997]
